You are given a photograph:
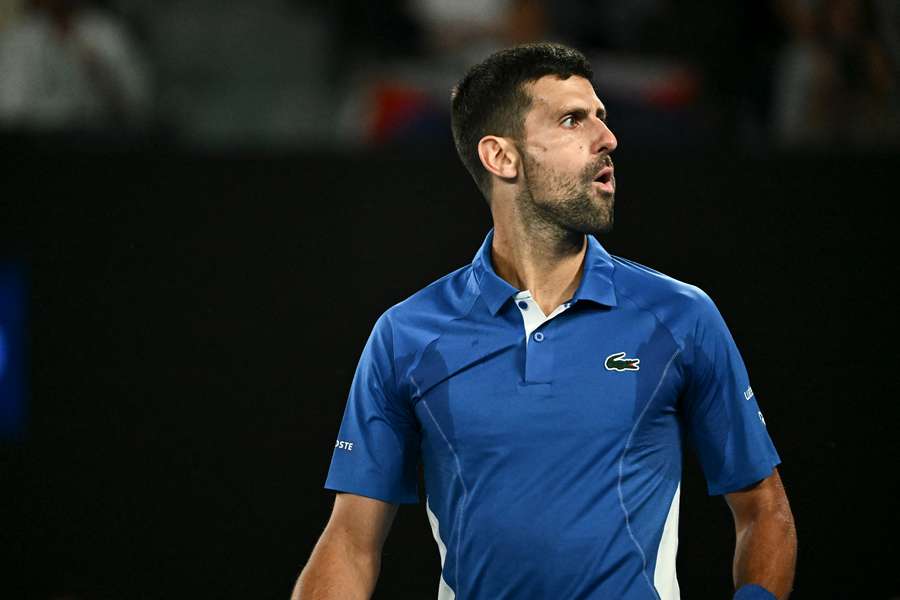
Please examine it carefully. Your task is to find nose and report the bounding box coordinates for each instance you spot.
[592,118,617,155]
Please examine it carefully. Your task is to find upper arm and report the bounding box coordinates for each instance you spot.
[324,492,400,556]
[724,467,793,528]
[324,312,421,505]
[682,289,781,495]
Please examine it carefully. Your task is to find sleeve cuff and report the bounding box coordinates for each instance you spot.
[323,480,420,505]
[708,459,781,496]
[733,583,777,600]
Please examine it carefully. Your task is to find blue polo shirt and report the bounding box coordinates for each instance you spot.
[324,229,781,600]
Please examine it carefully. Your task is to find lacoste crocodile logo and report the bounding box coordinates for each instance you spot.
[605,352,640,372]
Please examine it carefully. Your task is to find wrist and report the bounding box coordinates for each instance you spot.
[733,583,777,600]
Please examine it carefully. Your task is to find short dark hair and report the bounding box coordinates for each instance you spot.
[450,42,594,201]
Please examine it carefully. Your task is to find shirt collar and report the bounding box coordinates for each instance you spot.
[471,228,618,316]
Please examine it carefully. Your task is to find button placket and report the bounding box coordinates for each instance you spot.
[525,326,554,383]
[513,291,569,384]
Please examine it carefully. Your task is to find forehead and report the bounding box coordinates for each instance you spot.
[524,75,604,119]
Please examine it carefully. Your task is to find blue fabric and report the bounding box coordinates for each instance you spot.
[734,584,778,600]
[324,228,782,599]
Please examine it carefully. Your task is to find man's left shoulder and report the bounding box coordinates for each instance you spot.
[610,254,713,317]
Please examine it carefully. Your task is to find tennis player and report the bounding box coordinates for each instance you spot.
[292,43,796,600]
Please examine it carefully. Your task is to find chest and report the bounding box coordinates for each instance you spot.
[410,307,684,455]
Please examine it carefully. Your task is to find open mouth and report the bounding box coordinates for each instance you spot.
[593,166,614,190]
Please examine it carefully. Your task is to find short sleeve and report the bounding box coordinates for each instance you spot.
[683,290,781,496]
[324,311,421,504]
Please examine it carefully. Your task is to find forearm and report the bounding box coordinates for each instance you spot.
[291,530,381,600]
[733,508,797,599]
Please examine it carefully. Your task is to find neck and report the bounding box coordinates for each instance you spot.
[490,219,587,316]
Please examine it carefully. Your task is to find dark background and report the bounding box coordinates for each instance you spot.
[1,141,898,599]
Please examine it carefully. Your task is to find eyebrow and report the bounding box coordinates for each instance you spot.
[558,106,608,121]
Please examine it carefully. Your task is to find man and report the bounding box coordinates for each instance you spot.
[293,43,796,600]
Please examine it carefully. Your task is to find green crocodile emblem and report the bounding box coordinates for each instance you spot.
[605,352,640,372]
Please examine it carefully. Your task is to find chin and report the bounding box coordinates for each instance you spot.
[571,214,613,236]
[590,205,615,235]
[588,221,614,236]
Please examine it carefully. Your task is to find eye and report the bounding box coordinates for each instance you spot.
[561,115,578,128]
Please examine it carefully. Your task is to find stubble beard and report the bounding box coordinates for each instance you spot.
[517,150,615,239]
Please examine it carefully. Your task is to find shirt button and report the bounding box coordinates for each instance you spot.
[517,301,529,310]
[533,331,544,342]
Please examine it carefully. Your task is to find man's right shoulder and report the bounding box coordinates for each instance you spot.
[381,263,478,330]
[358,263,478,401]
[371,262,480,357]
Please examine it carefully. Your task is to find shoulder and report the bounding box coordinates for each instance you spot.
[610,255,720,342]
[387,263,475,319]
[612,255,712,311]
[376,263,477,346]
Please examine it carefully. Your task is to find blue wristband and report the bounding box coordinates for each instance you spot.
[733,584,777,600]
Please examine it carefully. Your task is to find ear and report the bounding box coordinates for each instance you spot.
[477,135,519,181]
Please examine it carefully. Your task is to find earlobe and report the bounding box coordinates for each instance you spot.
[478,136,518,180]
